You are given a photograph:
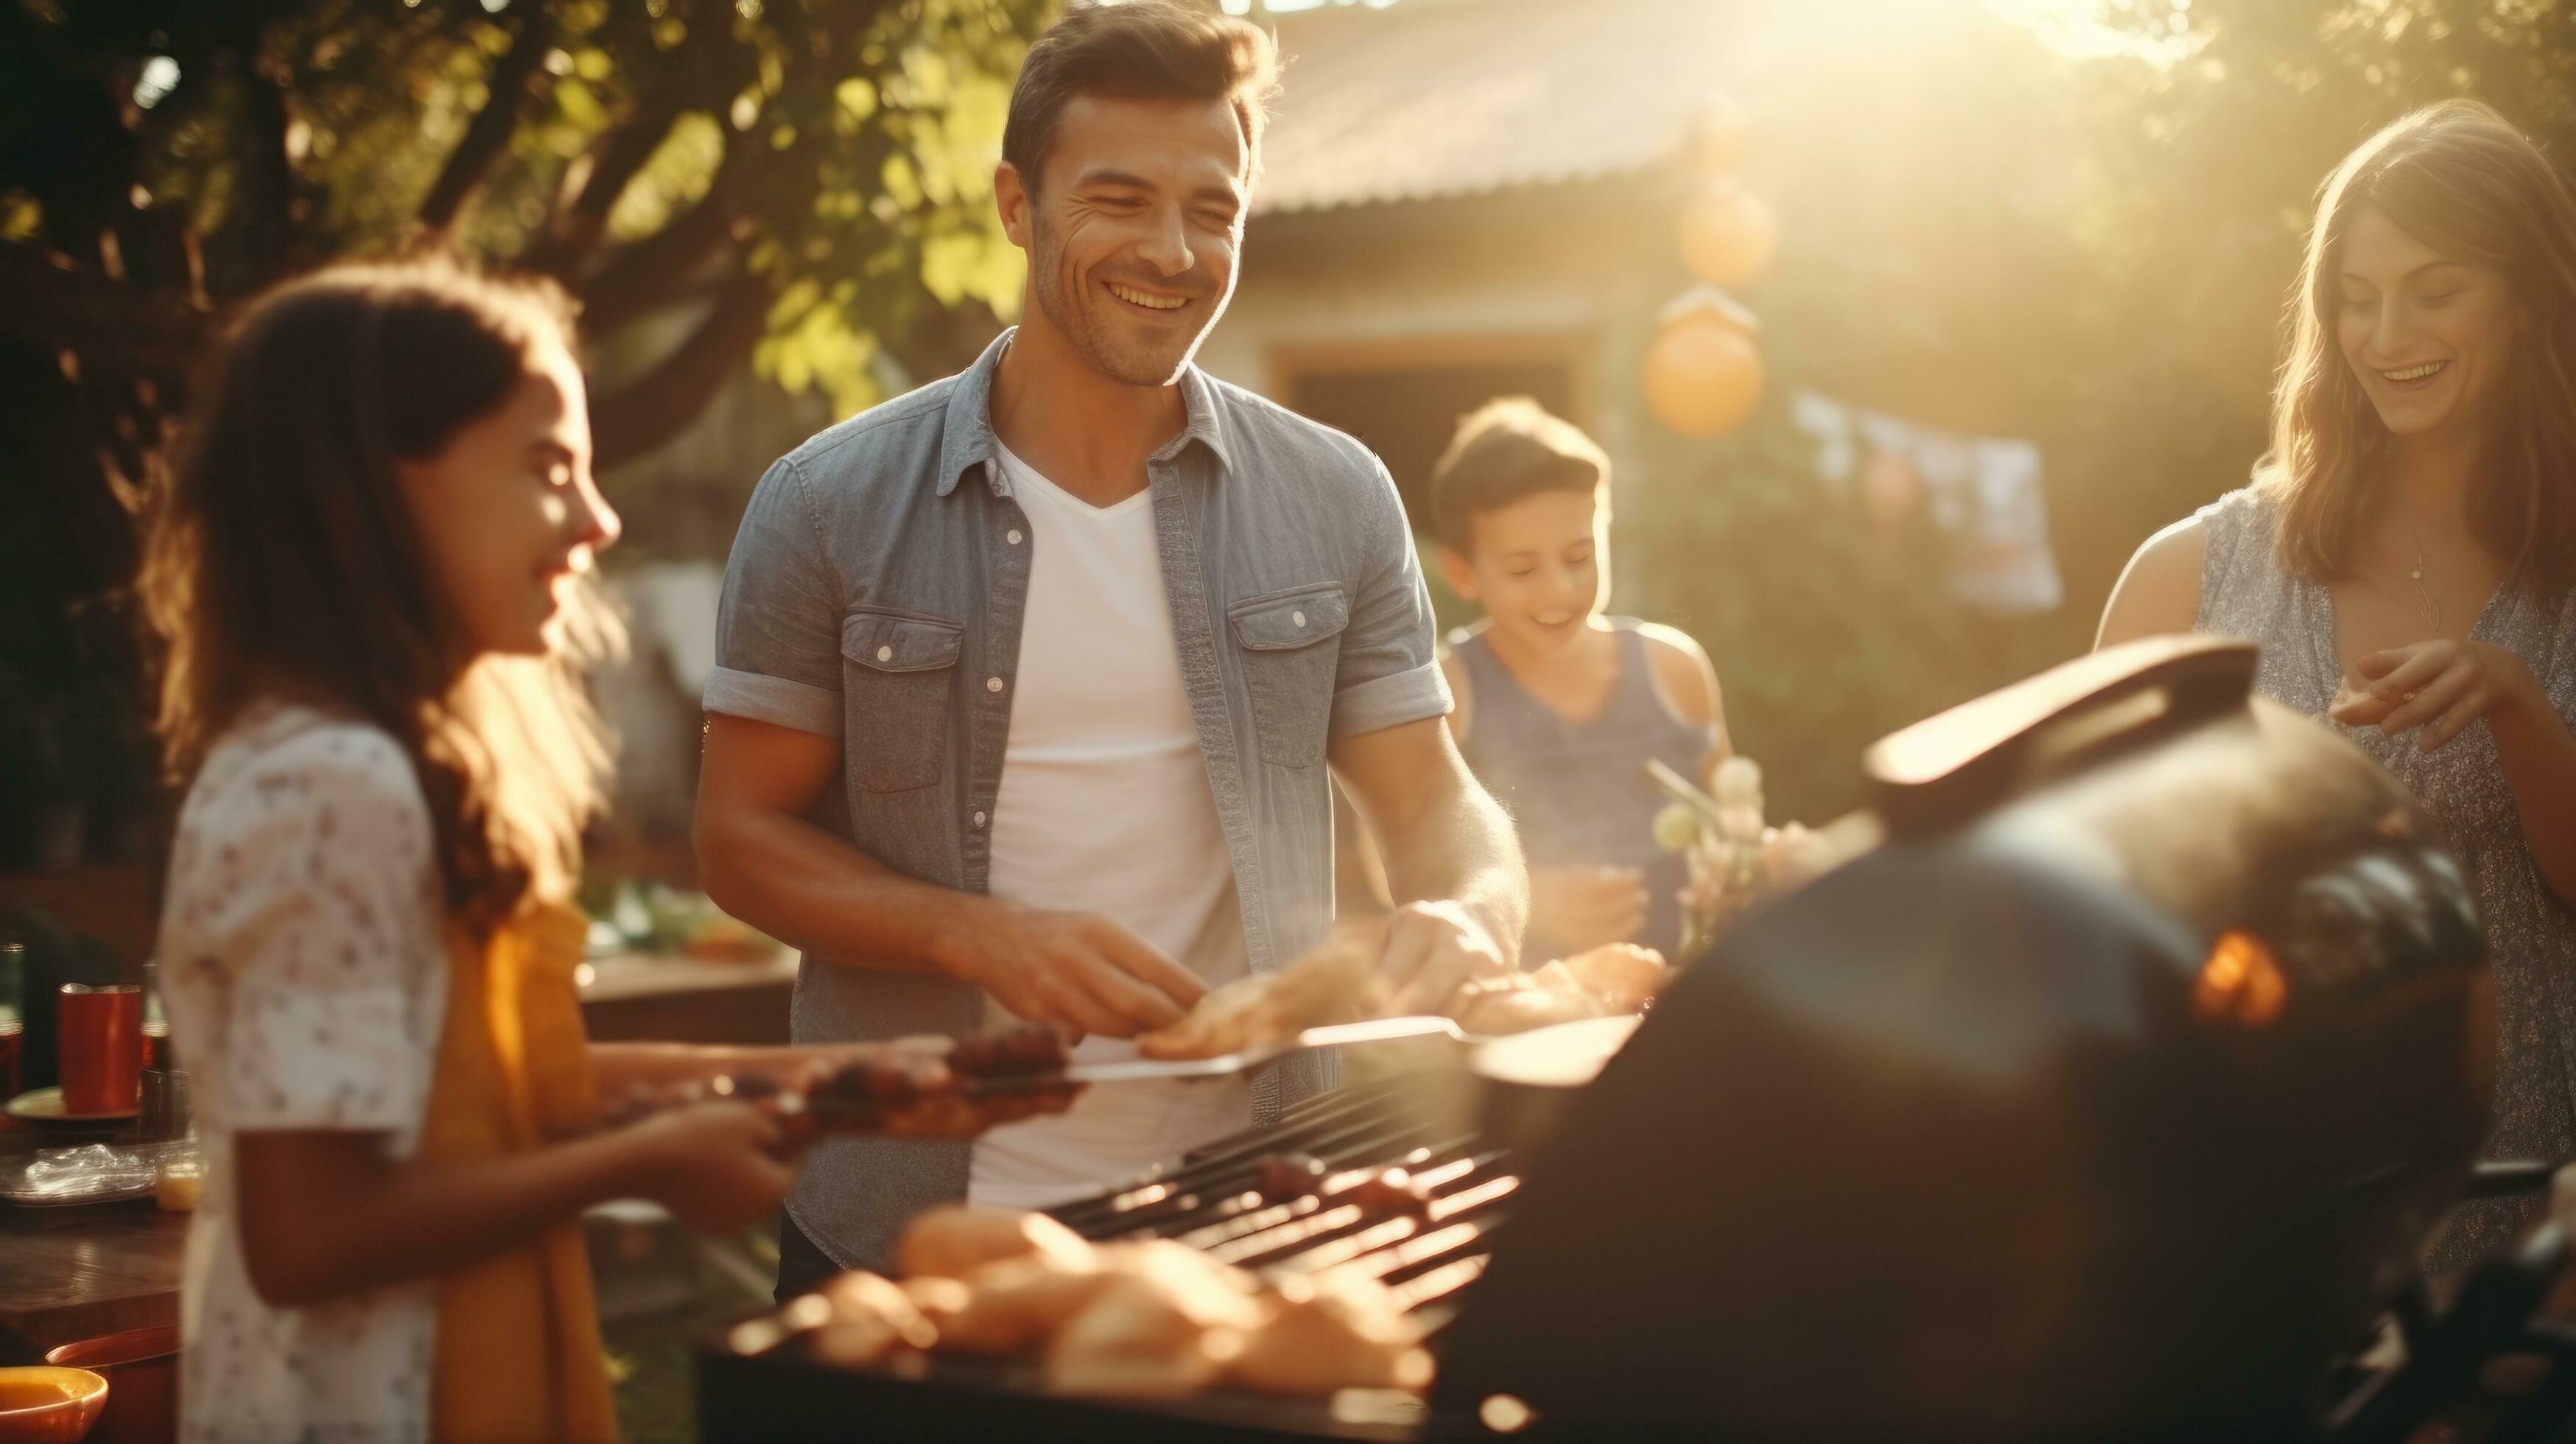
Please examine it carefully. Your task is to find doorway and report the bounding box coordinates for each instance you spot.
[1274,335,1590,525]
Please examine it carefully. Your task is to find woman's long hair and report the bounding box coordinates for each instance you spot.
[2258,99,2576,593]
[138,256,619,938]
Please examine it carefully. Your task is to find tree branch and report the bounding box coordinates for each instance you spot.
[217,3,317,290]
[416,7,560,234]
[574,0,887,327]
[238,74,297,267]
[575,0,901,457]
[882,297,1008,391]
[574,172,745,334]
[0,248,213,379]
[589,267,769,469]
[527,100,683,278]
[530,0,762,278]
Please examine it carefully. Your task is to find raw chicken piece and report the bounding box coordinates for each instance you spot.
[1226,1272,1433,1398]
[809,1271,938,1366]
[937,1236,1268,1359]
[894,1203,1096,1281]
[1136,929,1386,1061]
[770,1210,1445,1403]
[899,1275,972,1333]
[1554,943,1670,1013]
[937,1255,1124,1356]
[1526,959,1587,994]
[1045,1277,1238,1398]
[1044,1244,1271,1399]
[1101,1239,1268,1315]
[1136,920,1662,1059]
[1446,972,1604,1035]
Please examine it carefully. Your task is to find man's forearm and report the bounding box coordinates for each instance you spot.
[697,802,993,978]
[1377,779,1528,962]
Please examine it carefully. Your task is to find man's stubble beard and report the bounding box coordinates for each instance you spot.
[1026,217,1225,388]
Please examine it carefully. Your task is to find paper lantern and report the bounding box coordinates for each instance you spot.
[1688,97,1752,175]
[1679,180,1777,290]
[1644,306,1764,439]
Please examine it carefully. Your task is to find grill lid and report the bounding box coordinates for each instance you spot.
[1435,640,2489,1437]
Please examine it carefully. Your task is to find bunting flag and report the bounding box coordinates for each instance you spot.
[1790,390,2063,614]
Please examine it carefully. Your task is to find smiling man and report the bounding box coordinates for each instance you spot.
[694,0,1528,1289]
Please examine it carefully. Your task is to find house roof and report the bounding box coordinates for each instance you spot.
[1253,0,1749,216]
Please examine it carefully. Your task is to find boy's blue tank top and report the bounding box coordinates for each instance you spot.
[1452,618,1717,960]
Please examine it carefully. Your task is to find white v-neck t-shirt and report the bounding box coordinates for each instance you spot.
[967,443,1252,1210]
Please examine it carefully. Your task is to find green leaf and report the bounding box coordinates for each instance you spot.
[880,153,923,209]
[836,76,879,124]
[554,77,605,133]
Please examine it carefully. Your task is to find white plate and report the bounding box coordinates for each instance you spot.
[5,1087,140,1126]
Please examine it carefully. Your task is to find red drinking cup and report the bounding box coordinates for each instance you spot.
[57,984,142,1115]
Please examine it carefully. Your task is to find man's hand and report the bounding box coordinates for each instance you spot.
[1331,718,1529,996]
[945,906,1209,1039]
[1375,900,1512,1014]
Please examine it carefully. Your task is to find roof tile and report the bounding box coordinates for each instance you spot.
[1255,0,1749,214]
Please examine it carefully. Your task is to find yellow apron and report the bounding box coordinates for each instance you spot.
[418,900,619,1443]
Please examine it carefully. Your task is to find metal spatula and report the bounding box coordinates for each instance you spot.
[980,1014,1476,1092]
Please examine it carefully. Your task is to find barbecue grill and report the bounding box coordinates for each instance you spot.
[700,638,2576,1441]
[701,1074,1502,1442]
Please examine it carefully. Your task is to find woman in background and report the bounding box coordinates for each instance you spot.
[2097,100,2576,1268]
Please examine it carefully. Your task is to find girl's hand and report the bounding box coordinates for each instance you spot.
[2329,641,2540,751]
[625,1101,796,1236]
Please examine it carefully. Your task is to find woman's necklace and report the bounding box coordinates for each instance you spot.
[2395,504,2443,634]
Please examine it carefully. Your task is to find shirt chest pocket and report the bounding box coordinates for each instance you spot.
[1228,586,1350,769]
[842,608,963,793]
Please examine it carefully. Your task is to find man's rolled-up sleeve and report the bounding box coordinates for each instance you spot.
[704,456,843,738]
[1330,455,1453,743]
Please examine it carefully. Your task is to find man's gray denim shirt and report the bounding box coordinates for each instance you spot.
[703,329,1453,1269]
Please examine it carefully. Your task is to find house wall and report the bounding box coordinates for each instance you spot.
[1204,178,1692,592]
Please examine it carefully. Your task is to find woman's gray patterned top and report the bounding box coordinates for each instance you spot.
[2194,487,2576,1268]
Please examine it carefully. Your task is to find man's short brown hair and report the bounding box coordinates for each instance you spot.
[1003,1,1280,189]
[1430,398,1611,553]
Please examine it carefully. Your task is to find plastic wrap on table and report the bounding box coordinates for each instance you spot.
[0,1138,196,1206]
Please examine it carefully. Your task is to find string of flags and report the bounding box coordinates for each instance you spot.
[1789,389,2063,614]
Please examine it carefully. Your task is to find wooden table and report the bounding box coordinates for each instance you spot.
[0,1199,186,1363]
[579,947,799,1046]
[0,947,796,1365]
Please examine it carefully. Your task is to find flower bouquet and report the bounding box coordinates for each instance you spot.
[1649,756,1836,957]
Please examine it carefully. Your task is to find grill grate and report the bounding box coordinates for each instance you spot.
[1042,1079,1515,1334]
[700,1073,1512,1443]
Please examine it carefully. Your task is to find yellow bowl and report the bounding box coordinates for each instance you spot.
[0,1367,108,1444]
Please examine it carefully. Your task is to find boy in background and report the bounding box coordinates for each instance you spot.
[1433,399,1729,959]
